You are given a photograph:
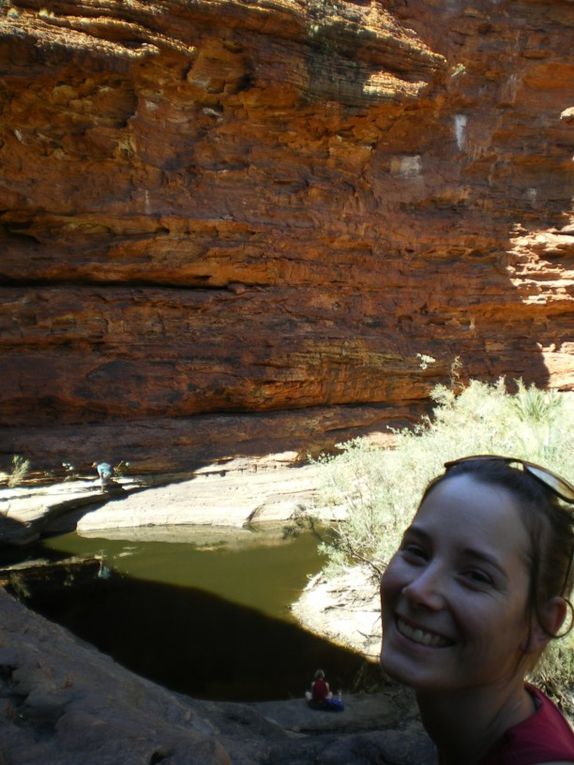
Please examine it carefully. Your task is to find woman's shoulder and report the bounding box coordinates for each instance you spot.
[511,686,574,759]
[481,686,574,765]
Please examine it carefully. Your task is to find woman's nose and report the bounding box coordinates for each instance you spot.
[402,565,446,610]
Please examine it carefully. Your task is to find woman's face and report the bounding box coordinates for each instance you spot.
[380,474,534,692]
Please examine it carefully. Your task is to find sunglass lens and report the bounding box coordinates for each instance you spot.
[527,465,574,503]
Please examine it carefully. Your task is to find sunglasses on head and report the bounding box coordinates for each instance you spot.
[444,454,574,504]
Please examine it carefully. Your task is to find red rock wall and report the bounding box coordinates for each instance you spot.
[0,0,573,470]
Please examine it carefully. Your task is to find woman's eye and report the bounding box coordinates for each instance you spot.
[401,543,427,561]
[463,569,493,587]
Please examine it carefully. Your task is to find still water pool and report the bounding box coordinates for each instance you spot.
[27,526,369,701]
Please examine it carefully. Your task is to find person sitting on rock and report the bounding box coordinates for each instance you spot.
[310,669,331,707]
[305,669,343,711]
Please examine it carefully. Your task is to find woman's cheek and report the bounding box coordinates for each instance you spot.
[380,558,402,612]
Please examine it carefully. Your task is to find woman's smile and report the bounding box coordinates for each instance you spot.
[395,615,455,648]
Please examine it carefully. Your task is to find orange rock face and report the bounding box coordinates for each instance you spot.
[0,0,573,471]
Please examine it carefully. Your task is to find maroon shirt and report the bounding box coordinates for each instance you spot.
[480,685,574,764]
[312,678,329,702]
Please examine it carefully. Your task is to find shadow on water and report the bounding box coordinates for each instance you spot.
[22,570,369,702]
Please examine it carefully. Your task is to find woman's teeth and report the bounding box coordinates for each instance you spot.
[397,617,453,648]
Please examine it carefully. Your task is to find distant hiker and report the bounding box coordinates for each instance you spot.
[305,669,344,711]
[92,462,113,492]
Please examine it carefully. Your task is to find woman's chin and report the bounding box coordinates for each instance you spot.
[381,649,417,686]
[381,647,445,690]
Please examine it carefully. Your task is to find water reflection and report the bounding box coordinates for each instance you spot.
[43,525,326,621]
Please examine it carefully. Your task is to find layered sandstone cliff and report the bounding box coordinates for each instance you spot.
[0,0,573,472]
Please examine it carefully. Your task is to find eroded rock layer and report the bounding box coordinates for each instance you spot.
[1,0,573,470]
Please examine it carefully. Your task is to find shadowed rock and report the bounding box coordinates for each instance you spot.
[0,588,435,764]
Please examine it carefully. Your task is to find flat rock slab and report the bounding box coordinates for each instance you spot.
[0,480,98,522]
[250,689,415,733]
[0,479,137,545]
[75,463,342,532]
[0,459,341,543]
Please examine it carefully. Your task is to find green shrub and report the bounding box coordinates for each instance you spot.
[316,379,574,573]
[313,379,574,698]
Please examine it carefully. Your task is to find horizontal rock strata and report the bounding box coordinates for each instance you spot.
[0,0,573,470]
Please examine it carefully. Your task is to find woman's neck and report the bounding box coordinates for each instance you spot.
[416,680,535,765]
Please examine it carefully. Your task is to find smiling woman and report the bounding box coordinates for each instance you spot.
[380,456,574,765]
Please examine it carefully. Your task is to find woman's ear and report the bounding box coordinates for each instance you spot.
[525,597,568,654]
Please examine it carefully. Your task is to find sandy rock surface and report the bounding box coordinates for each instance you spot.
[292,566,382,662]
